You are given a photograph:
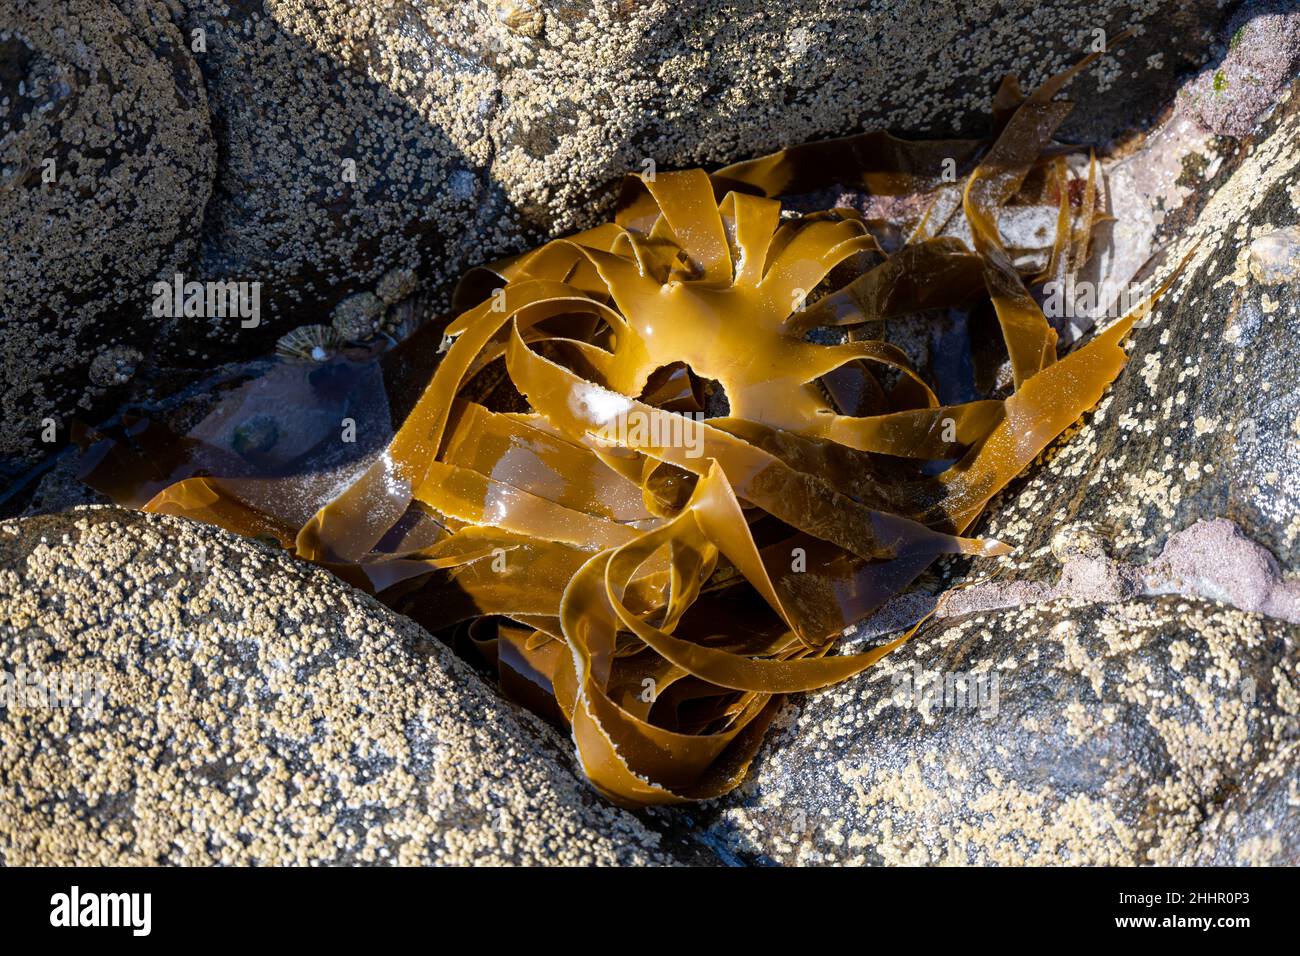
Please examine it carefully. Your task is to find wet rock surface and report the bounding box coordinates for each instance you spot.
[1186,738,1300,864]
[0,0,214,473]
[0,507,686,865]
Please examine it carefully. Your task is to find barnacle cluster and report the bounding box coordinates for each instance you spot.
[122,50,1169,806]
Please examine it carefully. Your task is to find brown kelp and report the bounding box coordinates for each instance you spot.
[88,47,1171,806]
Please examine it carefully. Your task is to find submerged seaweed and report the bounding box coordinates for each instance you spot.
[84,46,1178,806]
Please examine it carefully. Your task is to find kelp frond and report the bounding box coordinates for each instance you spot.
[95,46,1174,806]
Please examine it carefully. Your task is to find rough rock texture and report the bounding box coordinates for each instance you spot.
[1187,739,1300,864]
[972,80,1300,582]
[1183,1,1300,138]
[691,597,1298,865]
[0,0,214,472]
[683,78,1300,867]
[4,1,1294,868]
[903,518,1300,628]
[0,0,1236,485]
[0,507,682,865]
[165,0,1225,350]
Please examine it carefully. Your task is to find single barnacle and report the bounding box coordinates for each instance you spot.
[1249,226,1300,284]
[275,324,341,362]
[494,0,544,38]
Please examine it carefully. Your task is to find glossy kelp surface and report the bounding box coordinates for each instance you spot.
[84,49,1171,806]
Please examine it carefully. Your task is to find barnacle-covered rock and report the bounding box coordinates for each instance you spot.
[1186,741,1300,865]
[0,0,213,476]
[1183,1,1300,138]
[689,78,1300,864]
[694,595,1298,865]
[0,507,688,865]
[166,0,1228,353]
[376,266,419,305]
[330,292,385,342]
[973,79,1300,577]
